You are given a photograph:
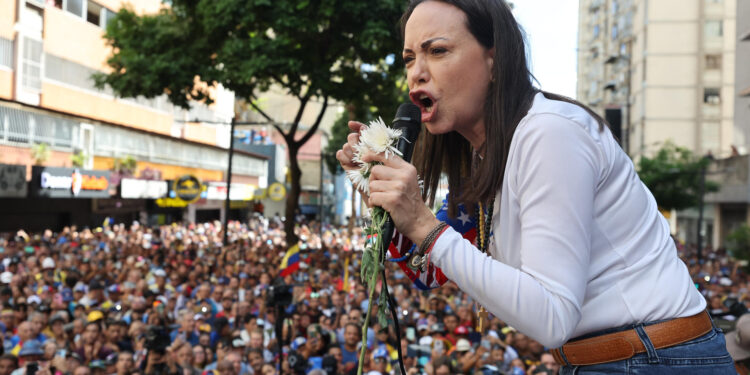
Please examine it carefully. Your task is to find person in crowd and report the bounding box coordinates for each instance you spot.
[0,210,737,374]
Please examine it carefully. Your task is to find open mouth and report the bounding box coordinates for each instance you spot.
[419,95,433,113]
[410,91,436,121]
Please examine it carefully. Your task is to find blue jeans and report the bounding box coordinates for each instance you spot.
[559,320,735,374]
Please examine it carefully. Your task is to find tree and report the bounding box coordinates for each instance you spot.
[726,225,750,268]
[94,0,406,244]
[637,142,719,211]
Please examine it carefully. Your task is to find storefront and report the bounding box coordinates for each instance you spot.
[0,166,113,231]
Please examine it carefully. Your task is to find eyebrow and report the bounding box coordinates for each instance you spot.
[403,37,449,54]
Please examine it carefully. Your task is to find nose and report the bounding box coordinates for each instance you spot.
[408,55,429,88]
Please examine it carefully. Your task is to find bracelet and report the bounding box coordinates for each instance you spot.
[417,222,448,270]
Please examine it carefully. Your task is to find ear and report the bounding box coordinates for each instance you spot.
[486,47,495,78]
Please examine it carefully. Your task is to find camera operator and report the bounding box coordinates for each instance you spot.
[141,327,183,375]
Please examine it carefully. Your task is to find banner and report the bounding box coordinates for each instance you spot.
[205,182,256,201]
[30,166,110,198]
[0,164,27,198]
[121,178,168,199]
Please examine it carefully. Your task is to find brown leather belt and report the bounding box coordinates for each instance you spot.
[551,310,713,366]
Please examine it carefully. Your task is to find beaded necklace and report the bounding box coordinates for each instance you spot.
[476,198,495,333]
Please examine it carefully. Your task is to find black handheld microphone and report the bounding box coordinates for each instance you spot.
[380,103,422,260]
[379,103,421,375]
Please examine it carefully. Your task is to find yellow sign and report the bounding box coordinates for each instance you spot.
[174,175,203,203]
[156,197,190,208]
[268,182,286,201]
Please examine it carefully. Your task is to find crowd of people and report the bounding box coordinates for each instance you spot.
[0,215,745,375]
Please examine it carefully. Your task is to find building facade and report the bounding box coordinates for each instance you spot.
[0,0,268,229]
[578,0,738,158]
[578,0,746,249]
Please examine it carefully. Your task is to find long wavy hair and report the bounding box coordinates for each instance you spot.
[401,0,606,216]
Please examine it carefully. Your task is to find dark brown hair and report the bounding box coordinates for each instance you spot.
[401,0,606,216]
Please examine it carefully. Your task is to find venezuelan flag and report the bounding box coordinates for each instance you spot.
[279,243,300,277]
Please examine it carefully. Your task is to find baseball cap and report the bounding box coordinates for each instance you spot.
[430,323,445,334]
[18,339,44,357]
[49,314,66,325]
[455,338,471,352]
[87,310,104,322]
[727,313,750,361]
[42,257,55,269]
[373,346,389,359]
[153,269,167,278]
[0,272,11,284]
[291,336,307,351]
[454,326,469,335]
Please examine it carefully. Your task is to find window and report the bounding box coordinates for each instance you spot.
[701,122,720,152]
[612,25,618,40]
[102,8,116,29]
[705,20,723,38]
[65,0,84,18]
[22,37,42,91]
[704,88,721,104]
[705,54,722,70]
[86,1,102,25]
[52,0,63,9]
[593,25,600,39]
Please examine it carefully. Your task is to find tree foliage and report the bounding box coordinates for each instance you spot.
[637,142,719,211]
[93,0,407,243]
[727,225,750,266]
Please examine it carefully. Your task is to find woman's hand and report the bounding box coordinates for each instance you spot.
[361,151,440,246]
[335,121,369,199]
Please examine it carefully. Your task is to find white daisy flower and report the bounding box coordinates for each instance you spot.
[347,168,369,195]
[358,117,402,159]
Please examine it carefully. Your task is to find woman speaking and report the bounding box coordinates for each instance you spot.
[337,0,734,373]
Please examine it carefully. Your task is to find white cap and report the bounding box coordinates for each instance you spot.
[154,269,167,278]
[42,257,55,269]
[0,272,12,284]
[418,336,433,347]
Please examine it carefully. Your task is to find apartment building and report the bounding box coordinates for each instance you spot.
[0,0,268,229]
[578,0,744,248]
[578,0,738,158]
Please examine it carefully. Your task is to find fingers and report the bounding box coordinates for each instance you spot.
[348,121,366,132]
[360,149,408,168]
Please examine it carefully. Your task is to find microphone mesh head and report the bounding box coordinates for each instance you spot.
[395,103,422,125]
[393,103,421,143]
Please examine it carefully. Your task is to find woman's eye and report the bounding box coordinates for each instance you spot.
[430,47,447,55]
[403,56,414,64]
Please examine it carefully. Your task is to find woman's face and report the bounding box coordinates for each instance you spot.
[403,1,494,147]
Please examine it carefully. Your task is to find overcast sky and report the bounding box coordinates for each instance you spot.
[513,0,580,98]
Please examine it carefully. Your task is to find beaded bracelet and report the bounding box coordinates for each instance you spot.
[417,221,448,270]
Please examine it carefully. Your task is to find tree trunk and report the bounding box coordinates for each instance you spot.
[285,142,302,245]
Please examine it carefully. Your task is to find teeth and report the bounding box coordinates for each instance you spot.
[420,94,428,100]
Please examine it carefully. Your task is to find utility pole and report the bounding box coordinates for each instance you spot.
[223,116,237,246]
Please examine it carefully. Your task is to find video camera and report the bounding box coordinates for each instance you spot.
[144,325,171,354]
[266,278,293,307]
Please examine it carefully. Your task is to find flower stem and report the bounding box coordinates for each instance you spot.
[357,208,390,375]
